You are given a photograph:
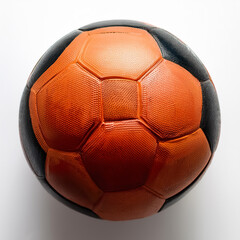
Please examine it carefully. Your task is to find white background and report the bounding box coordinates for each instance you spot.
[1,0,240,239]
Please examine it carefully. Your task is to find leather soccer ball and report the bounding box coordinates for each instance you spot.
[19,20,220,221]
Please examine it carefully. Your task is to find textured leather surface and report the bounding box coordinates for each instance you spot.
[145,128,211,199]
[78,26,161,80]
[102,79,138,120]
[31,64,101,152]
[82,120,157,192]
[141,59,202,139]
[200,80,221,152]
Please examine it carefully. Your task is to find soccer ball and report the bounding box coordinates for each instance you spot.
[19,20,220,221]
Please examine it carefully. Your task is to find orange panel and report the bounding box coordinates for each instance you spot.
[141,59,202,139]
[78,27,162,80]
[145,129,211,198]
[93,187,165,220]
[31,64,101,151]
[102,79,138,121]
[82,120,157,192]
[45,148,103,210]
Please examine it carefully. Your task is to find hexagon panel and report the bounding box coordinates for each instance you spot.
[33,64,101,151]
[140,59,202,139]
[82,120,157,192]
[78,26,162,80]
[145,128,211,198]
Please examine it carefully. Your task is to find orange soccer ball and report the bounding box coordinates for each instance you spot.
[19,20,220,220]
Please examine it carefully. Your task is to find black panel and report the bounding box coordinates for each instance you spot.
[39,178,100,219]
[79,19,154,31]
[200,80,221,153]
[159,154,213,211]
[27,30,81,88]
[19,86,46,177]
[149,28,210,82]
